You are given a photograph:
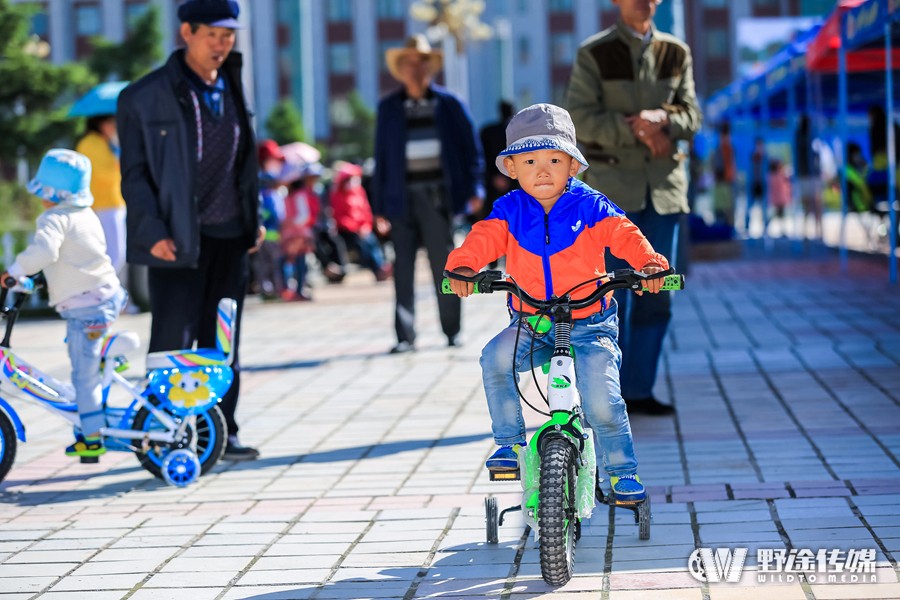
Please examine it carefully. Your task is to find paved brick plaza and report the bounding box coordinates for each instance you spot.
[1,240,899,599]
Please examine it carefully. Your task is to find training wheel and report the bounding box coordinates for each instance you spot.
[638,495,651,540]
[160,449,201,487]
[485,496,499,545]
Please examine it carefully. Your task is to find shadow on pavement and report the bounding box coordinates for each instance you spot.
[235,542,524,599]
[218,433,494,472]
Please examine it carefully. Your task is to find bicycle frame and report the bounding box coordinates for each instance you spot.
[517,307,598,536]
[443,268,684,533]
[0,280,238,452]
[0,345,186,448]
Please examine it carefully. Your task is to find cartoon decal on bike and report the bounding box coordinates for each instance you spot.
[443,267,684,586]
[0,276,236,488]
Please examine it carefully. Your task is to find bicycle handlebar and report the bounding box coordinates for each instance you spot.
[3,276,36,294]
[441,268,684,312]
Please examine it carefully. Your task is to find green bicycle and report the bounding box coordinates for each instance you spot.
[443,267,684,586]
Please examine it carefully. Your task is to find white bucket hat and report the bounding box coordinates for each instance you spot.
[496,103,589,177]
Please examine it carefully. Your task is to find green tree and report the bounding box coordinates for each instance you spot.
[0,0,95,168]
[265,99,307,145]
[331,91,375,162]
[87,4,163,82]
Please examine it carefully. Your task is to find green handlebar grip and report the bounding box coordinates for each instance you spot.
[643,273,684,292]
[441,278,480,294]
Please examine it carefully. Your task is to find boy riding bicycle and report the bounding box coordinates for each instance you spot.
[445,104,668,501]
[1,149,126,459]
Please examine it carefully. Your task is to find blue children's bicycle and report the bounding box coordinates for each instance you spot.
[0,276,235,487]
[443,267,684,586]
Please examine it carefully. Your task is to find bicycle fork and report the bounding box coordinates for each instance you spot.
[546,316,577,413]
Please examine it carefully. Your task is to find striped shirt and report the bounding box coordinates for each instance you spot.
[404,95,442,183]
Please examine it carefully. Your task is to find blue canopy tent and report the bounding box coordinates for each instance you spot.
[838,0,900,281]
[705,1,900,272]
[705,24,822,241]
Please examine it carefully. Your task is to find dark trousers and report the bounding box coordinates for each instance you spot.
[389,182,461,345]
[147,235,249,436]
[606,197,679,399]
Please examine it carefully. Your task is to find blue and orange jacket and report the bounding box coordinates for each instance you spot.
[446,178,668,319]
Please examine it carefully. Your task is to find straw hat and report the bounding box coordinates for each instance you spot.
[385,34,443,81]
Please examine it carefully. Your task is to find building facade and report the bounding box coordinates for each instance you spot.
[18,0,834,147]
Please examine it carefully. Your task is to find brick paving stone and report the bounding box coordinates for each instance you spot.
[609,591,704,600]
[0,245,898,597]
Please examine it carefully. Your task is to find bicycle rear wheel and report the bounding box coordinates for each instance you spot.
[538,437,577,586]
[132,400,226,479]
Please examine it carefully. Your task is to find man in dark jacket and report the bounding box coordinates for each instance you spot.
[373,35,484,354]
[117,0,261,459]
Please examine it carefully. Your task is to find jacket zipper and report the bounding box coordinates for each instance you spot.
[542,213,553,300]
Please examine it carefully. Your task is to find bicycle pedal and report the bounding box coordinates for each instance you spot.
[80,456,100,464]
[489,468,520,482]
[610,496,644,506]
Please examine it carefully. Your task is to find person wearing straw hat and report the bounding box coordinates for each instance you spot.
[2,149,127,459]
[117,0,261,460]
[373,34,485,354]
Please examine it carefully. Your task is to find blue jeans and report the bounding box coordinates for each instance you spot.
[58,287,127,435]
[606,199,679,399]
[480,302,638,477]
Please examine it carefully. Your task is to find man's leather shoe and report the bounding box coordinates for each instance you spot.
[223,436,260,461]
[389,341,415,354]
[625,397,676,416]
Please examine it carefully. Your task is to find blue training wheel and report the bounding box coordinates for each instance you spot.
[160,449,201,487]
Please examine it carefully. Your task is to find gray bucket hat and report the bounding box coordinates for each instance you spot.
[496,103,589,177]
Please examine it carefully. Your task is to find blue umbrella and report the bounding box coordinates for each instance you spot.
[68,81,129,118]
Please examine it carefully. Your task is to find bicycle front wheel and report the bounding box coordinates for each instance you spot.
[0,410,17,484]
[538,437,578,586]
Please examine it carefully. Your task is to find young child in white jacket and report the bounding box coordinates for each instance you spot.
[2,149,125,458]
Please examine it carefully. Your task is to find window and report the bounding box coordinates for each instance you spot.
[800,0,834,15]
[379,39,403,72]
[125,1,149,33]
[75,3,101,36]
[706,28,729,59]
[30,11,49,40]
[517,36,530,63]
[550,32,574,65]
[328,0,353,22]
[548,0,572,11]
[377,0,405,19]
[329,43,354,74]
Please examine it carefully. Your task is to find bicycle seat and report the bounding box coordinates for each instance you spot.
[145,348,228,370]
[100,331,141,360]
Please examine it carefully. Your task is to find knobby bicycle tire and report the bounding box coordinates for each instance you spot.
[538,437,578,586]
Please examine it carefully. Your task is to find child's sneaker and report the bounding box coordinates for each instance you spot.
[610,474,646,502]
[486,443,525,471]
[65,434,106,458]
